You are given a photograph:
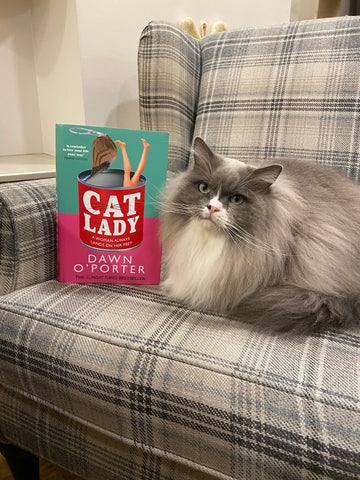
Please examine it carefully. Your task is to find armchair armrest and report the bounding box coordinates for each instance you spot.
[138,21,201,172]
[0,178,57,295]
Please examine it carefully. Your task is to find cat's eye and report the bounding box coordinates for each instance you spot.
[198,183,210,194]
[230,194,244,205]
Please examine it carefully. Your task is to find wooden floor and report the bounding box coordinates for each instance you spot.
[0,454,82,480]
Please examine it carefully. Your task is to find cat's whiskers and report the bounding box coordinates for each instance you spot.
[164,201,286,255]
[224,220,289,256]
[164,200,296,257]
[222,229,254,266]
[224,225,272,254]
[161,202,196,217]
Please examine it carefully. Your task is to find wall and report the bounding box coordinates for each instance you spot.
[291,0,342,21]
[76,0,292,130]
[31,0,85,155]
[0,0,292,157]
[0,0,85,156]
[0,1,42,155]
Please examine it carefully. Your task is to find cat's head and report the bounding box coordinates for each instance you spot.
[162,138,283,244]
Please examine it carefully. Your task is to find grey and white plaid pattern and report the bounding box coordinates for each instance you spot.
[138,22,201,172]
[193,16,360,181]
[1,15,360,480]
[0,281,359,479]
[0,384,219,480]
[0,179,57,295]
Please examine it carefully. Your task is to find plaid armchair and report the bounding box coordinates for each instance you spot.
[0,16,359,480]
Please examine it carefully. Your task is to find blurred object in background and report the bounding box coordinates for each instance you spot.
[291,0,359,21]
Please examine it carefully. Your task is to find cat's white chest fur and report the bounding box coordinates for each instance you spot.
[163,218,229,310]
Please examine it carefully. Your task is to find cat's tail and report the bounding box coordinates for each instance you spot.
[233,286,360,333]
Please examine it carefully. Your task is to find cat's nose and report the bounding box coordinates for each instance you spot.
[207,205,220,214]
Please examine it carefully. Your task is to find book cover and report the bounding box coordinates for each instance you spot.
[56,124,169,284]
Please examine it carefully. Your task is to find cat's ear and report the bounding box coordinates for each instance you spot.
[247,164,283,192]
[193,137,221,174]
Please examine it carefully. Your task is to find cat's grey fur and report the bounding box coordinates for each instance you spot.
[160,137,360,333]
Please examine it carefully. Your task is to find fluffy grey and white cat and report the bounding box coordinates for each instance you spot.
[160,137,360,333]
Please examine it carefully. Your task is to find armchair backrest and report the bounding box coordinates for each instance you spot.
[139,23,201,172]
[139,17,360,182]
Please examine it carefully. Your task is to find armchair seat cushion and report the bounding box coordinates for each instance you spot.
[0,280,359,479]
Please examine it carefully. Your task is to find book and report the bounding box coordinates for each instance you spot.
[56,124,169,284]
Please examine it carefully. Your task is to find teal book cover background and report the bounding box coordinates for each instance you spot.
[56,124,169,218]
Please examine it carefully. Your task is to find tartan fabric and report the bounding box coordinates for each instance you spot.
[0,179,57,295]
[0,280,359,479]
[192,16,360,181]
[138,22,201,172]
[0,387,219,480]
[1,15,360,480]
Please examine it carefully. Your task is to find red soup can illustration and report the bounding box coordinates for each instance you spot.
[78,169,146,251]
